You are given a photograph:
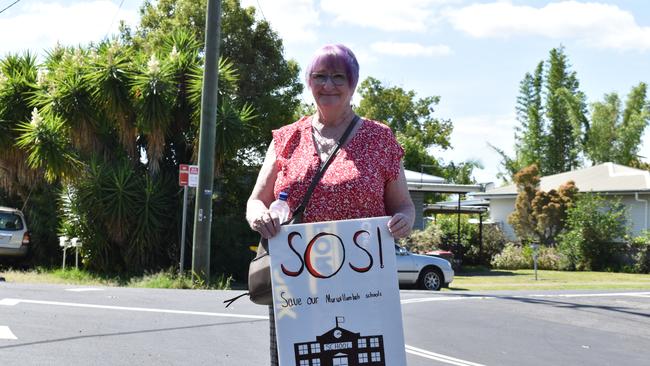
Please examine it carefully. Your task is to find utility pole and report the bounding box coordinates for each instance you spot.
[192,0,222,283]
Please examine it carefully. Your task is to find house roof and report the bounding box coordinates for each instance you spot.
[475,162,650,198]
[404,169,445,184]
[404,169,483,193]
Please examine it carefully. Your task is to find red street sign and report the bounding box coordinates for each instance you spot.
[179,164,189,186]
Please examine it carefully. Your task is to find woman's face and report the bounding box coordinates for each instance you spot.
[309,62,354,113]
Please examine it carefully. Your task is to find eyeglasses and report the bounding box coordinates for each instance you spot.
[310,72,348,86]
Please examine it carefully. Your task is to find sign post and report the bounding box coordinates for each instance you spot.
[179,164,199,274]
[269,217,407,366]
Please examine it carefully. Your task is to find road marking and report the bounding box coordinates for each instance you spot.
[526,292,650,298]
[0,298,268,320]
[401,296,491,304]
[406,345,485,366]
[0,326,17,340]
[400,292,650,305]
[65,288,105,292]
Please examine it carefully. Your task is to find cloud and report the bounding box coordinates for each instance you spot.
[435,113,517,183]
[320,0,450,32]
[240,0,320,43]
[0,1,139,57]
[371,42,452,57]
[446,1,650,51]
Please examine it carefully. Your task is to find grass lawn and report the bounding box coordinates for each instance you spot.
[2,266,649,292]
[0,267,232,290]
[449,269,650,291]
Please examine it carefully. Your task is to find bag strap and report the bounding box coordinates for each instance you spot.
[291,115,360,220]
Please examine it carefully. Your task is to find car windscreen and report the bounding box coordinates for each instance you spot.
[0,212,23,231]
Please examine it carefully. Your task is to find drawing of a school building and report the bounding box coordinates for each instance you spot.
[293,318,386,366]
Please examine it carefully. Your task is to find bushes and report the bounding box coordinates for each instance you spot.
[491,243,563,270]
[557,194,628,271]
[491,243,530,270]
[631,231,650,273]
[399,222,443,253]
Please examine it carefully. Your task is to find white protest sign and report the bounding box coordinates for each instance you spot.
[269,216,407,366]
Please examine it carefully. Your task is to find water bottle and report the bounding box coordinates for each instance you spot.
[269,191,290,224]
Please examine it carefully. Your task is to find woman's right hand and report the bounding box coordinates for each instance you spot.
[249,210,282,239]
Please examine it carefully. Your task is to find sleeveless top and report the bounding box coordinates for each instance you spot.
[272,116,404,223]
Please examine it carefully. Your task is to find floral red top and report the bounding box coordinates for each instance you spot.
[272,116,404,223]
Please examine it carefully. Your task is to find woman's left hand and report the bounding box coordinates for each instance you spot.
[388,213,412,239]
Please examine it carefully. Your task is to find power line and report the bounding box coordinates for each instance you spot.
[106,0,126,37]
[255,0,267,23]
[0,0,22,15]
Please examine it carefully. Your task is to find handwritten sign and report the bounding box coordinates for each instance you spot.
[269,216,407,366]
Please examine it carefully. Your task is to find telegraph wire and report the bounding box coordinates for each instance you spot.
[0,0,22,15]
[106,0,126,37]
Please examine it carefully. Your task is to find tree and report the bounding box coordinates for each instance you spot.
[514,61,544,170]
[497,47,590,181]
[133,0,302,154]
[585,83,650,166]
[355,76,479,183]
[558,194,628,271]
[508,164,578,245]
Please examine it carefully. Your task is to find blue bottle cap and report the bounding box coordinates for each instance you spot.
[279,191,288,201]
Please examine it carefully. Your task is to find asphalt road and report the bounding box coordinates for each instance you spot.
[1,283,649,365]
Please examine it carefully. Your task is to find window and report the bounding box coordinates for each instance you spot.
[300,360,309,366]
[310,343,320,353]
[0,213,22,230]
[358,353,369,363]
[298,344,309,355]
[333,356,349,366]
[371,352,381,362]
[312,359,321,366]
[358,338,367,348]
[369,338,379,348]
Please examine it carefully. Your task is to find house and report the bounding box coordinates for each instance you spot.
[473,163,650,239]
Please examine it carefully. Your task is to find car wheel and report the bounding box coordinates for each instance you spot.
[419,267,442,291]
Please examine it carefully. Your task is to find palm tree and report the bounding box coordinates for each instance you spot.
[0,53,43,197]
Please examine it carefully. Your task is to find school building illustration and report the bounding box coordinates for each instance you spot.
[293,317,386,366]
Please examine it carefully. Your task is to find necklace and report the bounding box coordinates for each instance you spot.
[311,114,358,163]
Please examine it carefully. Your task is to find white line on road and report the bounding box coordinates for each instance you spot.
[400,292,650,305]
[401,296,491,304]
[406,345,485,366]
[65,288,105,292]
[0,298,268,320]
[525,292,650,298]
[0,326,17,340]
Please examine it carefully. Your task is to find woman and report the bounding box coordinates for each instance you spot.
[246,44,415,365]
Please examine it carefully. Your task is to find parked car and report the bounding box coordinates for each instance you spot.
[395,244,454,291]
[0,206,30,258]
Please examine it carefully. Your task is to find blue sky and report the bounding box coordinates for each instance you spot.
[1,0,649,183]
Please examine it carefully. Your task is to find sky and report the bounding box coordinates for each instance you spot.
[1,0,649,184]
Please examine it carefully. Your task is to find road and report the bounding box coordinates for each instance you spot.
[1,283,649,365]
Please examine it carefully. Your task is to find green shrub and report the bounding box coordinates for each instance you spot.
[631,231,650,274]
[491,243,563,270]
[557,194,628,271]
[491,243,530,269]
[474,225,508,265]
[399,222,443,253]
[535,246,564,270]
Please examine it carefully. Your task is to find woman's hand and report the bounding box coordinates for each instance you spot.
[250,210,282,239]
[388,213,412,239]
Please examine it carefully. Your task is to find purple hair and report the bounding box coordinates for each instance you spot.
[305,44,360,89]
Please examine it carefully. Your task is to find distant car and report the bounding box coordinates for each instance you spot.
[395,244,454,291]
[0,206,30,258]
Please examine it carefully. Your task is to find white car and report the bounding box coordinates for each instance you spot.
[395,245,454,291]
[0,206,30,258]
